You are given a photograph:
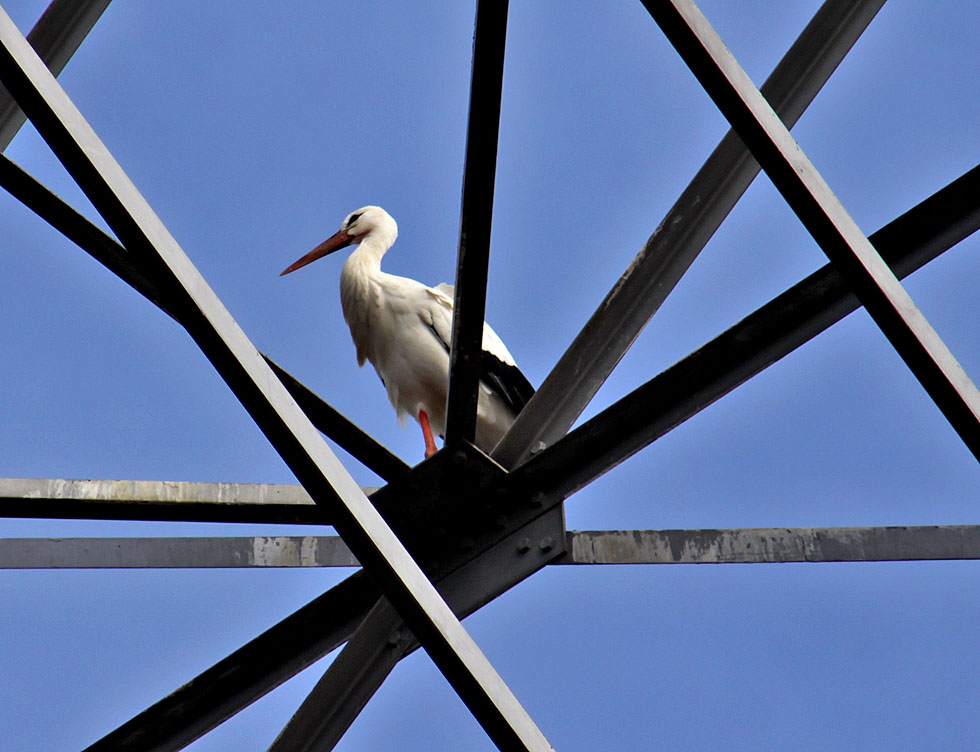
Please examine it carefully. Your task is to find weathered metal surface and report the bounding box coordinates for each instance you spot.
[0,13,551,751]
[514,164,980,499]
[270,506,565,752]
[0,536,360,569]
[0,477,342,524]
[492,0,886,469]
[84,503,566,752]
[565,526,980,564]
[641,0,980,459]
[0,0,112,149]
[445,0,510,449]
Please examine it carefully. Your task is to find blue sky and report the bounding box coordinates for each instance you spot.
[2,1,980,749]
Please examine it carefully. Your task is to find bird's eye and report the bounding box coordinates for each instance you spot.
[347,213,363,228]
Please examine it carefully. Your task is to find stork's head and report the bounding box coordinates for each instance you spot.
[280,205,398,276]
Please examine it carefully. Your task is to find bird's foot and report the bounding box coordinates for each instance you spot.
[419,410,439,458]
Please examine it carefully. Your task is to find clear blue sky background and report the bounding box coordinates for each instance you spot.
[2,1,979,749]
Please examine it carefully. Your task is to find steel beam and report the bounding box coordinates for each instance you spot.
[0,12,550,751]
[269,506,565,752]
[0,536,360,568]
[514,164,980,499]
[492,0,886,468]
[641,0,980,458]
[84,507,565,752]
[445,0,509,448]
[563,526,980,564]
[0,477,337,525]
[12,522,978,569]
[83,571,378,752]
[0,154,410,483]
[0,0,111,149]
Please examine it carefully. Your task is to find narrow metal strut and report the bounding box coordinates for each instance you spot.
[0,0,112,149]
[0,11,551,751]
[445,0,510,448]
[515,164,980,498]
[641,0,980,459]
[493,0,886,468]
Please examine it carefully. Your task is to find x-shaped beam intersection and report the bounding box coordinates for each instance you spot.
[1,1,978,750]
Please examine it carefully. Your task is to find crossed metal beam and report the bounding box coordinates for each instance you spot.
[2,0,979,750]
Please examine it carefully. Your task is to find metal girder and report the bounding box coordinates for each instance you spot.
[514,163,980,499]
[563,526,980,564]
[83,571,379,752]
[445,0,509,448]
[641,0,980,458]
[0,154,411,483]
[0,535,360,568]
[0,0,111,149]
[84,506,565,752]
[492,0,886,469]
[0,10,550,751]
[270,507,565,752]
[11,522,980,569]
[0,477,346,525]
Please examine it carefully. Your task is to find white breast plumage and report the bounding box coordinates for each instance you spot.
[282,205,534,460]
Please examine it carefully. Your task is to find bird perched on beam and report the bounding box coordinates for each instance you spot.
[281,205,534,459]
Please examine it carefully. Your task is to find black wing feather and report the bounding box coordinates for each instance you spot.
[424,321,535,415]
[480,350,535,414]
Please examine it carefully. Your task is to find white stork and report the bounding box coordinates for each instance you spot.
[281,206,534,459]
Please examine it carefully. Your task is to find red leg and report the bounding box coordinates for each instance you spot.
[419,409,439,458]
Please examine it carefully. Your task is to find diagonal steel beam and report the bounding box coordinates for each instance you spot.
[0,10,550,751]
[0,154,410,483]
[33,161,980,749]
[514,163,980,499]
[641,0,980,458]
[83,571,378,752]
[83,506,565,752]
[268,506,565,752]
[492,0,886,468]
[445,0,509,448]
[0,0,111,149]
[562,526,980,564]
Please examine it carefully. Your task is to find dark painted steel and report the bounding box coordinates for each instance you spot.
[0,155,410,482]
[84,505,565,752]
[493,0,886,468]
[564,526,980,564]
[0,14,550,751]
[83,572,378,752]
[445,0,509,448]
[0,0,112,149]
[514,164,980,499]
[641,0,980,459]
[263,356,410,483]
[269,507,565,752]
[0,477,335,525]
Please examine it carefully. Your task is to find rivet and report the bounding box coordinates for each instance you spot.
[539,536,555,553]
[516,537,532,554]
[529,492,546,508]
[529,440,547,455]
[452,450,468,466]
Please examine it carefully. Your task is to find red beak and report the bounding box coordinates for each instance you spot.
[280,229,355,276]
